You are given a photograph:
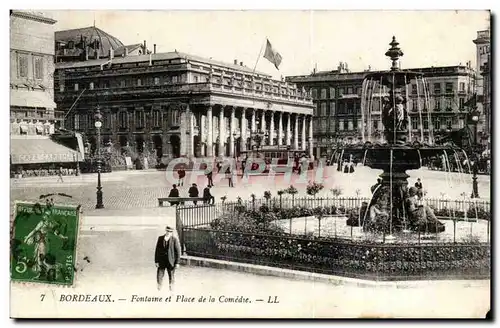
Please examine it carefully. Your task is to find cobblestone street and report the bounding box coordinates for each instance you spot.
[11,166,491,215]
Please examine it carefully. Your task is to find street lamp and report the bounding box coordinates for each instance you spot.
[94,107,104,209]
[470,111,480,198]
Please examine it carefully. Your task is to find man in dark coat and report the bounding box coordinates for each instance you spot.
[415,178,423,190]
[206,169,214,187]
[188,183,199,205]
[203,185,215,205]
[154,226,181,291]
[168,184,180,206]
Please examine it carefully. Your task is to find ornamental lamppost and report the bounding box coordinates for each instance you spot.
[252,130,267,151]
[470,110,480,198]
[94,106,104,209]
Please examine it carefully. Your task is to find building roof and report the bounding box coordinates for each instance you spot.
[55,26,124,58]
[114,43,143,57]
[56,50,270,77]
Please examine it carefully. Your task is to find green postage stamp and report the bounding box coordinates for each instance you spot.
[10,202,80,286]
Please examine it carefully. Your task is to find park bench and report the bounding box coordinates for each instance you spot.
[158,197,205,207]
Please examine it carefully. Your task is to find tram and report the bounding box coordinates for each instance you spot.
[240,145,313,173]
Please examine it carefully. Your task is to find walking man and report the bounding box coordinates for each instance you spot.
[177,167,186,187]
[154,226,181,291]
[57,166,64,183]
[206,168,214,187]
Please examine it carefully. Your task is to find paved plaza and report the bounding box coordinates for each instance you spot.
[10,166,491,215]
[10,227,491,318]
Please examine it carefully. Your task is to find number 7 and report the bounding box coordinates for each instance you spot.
[40,294,45,302]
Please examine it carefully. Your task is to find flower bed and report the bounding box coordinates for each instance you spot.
[180,197,491,280]
[183,227,490,280]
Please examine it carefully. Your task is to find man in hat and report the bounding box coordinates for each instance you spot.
[188,183,199,205]
[154,226,181,291]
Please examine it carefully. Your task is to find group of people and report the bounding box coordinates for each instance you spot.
[167,183,215,206]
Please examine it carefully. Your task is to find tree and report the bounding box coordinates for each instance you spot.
[263,191,272,206]
[277,190,285,210]
[286,185,298,207]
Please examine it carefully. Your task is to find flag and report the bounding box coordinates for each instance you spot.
[263,39,282,70]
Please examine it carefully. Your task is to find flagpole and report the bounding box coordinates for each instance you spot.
[252,38,267,75]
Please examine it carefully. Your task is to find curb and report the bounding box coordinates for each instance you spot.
[180,255,490,289]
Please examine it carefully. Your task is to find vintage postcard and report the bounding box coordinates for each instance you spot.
[9,9,491,319]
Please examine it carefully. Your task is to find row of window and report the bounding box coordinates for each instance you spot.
[16,53,45,80]
[66,109,181,130]
[313,96,468,117]
[310,81,470,101]
[313,116,463,133]
[411,82,468,94]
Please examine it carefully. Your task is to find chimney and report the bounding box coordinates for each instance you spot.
[109,48,114,60]
[125,47,129,56]
[154,44,156,54]
[240,61,243,66]
[85,46,89,61]
[143,40,147,54]
[96,49,100,60]
[234,59,238,65]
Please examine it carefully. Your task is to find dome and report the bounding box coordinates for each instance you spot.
[55,26,124,58]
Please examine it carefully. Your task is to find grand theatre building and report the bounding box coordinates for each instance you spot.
[54,27,315,160]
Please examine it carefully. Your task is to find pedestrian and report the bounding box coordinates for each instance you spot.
[206,169,214,187]
[168,184,180,206]
[57,166,64,183]
[343,160,349,174]
[241,157,247,178]
[188,183,199,205]
[203,185,215,205]
[154,226,181,292]
[177,167,186,187]
[226,167,234,187]
[371,178,382,194]
[415,178,423,190]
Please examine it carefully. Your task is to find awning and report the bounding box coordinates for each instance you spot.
[10,89,56,109]
[11,137,83,165]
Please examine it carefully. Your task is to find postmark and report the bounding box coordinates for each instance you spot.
[10,201,80,286]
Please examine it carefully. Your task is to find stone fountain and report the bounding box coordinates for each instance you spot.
[342,37,462,235]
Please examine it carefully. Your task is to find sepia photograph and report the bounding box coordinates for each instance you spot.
[8,8,492,319]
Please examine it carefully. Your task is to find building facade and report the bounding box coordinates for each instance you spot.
[10,10,62,136]
[287,64,476,158]
[473,29,491,138]
[54,27,315,160]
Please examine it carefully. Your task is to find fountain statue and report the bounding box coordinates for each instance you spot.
[341,37,462,236]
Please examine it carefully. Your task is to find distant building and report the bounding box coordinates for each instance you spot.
[10,10,82,173]
[54,27,315,159]
[473,29,490,139]
[287,63,476,158]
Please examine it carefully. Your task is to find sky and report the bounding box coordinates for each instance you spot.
[45,10,491,80]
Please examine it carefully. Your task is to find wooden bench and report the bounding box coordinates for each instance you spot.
[158,197,205,207]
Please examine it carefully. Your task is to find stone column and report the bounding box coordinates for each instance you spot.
[188,105,195,157]
[229,107,235,157]
[207,105,213,157]
[241,108,247,151]
[251,109,256,148]
[278,112,283,146]
[219,106,225,157]
[286,113,291,146]
[294,114,299,150]
[200,113,206,157]
[308,115,314,158]
[269,111,275,146]
[261,110,267,145]
[301,115,306,151]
